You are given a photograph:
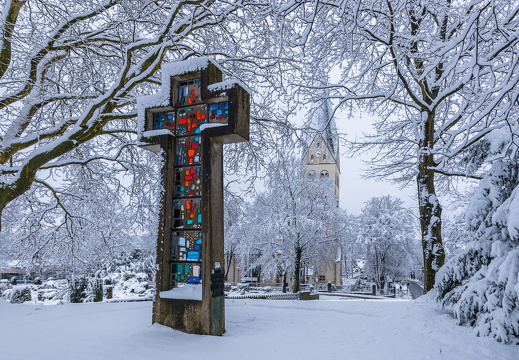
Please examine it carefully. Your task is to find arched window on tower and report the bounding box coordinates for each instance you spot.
[323,154,326,161]
[320,170,329,178]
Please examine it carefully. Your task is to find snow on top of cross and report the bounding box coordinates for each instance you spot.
[208,79,250,93]
[142,129,172,138]
[199,123,228,131]
[163,57,223,77]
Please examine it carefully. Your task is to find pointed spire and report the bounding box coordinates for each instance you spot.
[315,96,339,160]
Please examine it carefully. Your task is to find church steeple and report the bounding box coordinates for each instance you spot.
[304,92,340,172]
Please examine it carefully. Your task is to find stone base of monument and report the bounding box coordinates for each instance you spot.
[154,295,225,335]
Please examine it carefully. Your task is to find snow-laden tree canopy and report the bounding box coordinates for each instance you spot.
[355,195,419,289]
[0,0,296,270]
[233,154,342,293]
[279,0,519,291]
[436,130,519,344]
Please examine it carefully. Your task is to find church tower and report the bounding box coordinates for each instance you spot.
[302,97,340,196]
[302,97,342,285]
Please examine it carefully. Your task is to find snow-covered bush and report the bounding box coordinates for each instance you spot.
[9,286,32,304]
[114,272,152,296]
[85,278,103,302]
[0,279,10,293]
[68,276,105,302]
[436,161,519,344]
[68,276,88,303]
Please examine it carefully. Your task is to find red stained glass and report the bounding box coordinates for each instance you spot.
[176,105,207,136]
[175,136,202,166]
[179,79,201,106]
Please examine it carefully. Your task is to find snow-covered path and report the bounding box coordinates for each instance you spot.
[0,297,517,360]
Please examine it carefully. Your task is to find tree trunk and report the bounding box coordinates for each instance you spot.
[224,251,233,281]
[417,113,445,292]
[293,247,302,293]
[282,272,288,293]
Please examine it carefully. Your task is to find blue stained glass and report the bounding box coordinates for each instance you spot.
[188,277,201,284]
[194,245,201,250]
[178,237,186,246]
[172,264,183,274]
[196,239,202,245]
[187,251,200,260]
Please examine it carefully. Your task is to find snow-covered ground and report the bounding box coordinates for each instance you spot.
[0,296,517,360]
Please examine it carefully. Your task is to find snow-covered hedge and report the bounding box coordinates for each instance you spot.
[9,286,32,304]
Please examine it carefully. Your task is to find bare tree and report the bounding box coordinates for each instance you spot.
[356,195,419,290]
[0,0,298,268]
[280,0,519,291]
[237,154,342,293]
[0,0,263,227]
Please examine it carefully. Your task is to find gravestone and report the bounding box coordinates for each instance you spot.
[138,58,250,335]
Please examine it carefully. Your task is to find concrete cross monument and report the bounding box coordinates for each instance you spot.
[137,58,250,336]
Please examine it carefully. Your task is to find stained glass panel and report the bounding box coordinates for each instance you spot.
[171,230,203,287]
[176,105,208,135]
[209,103,229,124]
[173,198,202,229]
[175,136,202,166]
[174,166,202,197]
[153,111,175,130]
[179,79,202,105]
[171,231,203,261]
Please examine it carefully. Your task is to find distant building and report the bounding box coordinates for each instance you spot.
[225,98,345,287]
[0,260,68,281]
[301,97,343,286]
[0,261,25,280]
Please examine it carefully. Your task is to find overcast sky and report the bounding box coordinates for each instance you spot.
[336,112,417,215]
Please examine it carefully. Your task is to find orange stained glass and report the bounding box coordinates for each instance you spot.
[174,166,201,197]
[176,105,207,135]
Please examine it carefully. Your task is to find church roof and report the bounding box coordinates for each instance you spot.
[303,97,340,167]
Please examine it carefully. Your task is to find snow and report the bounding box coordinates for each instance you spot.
[142,129,173,138]
[208,79,250,93]
[160,284,202,300]
[486,126,512,155]
[199,122,228,131]
[507,185,519,240]
[1,297,517,360]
